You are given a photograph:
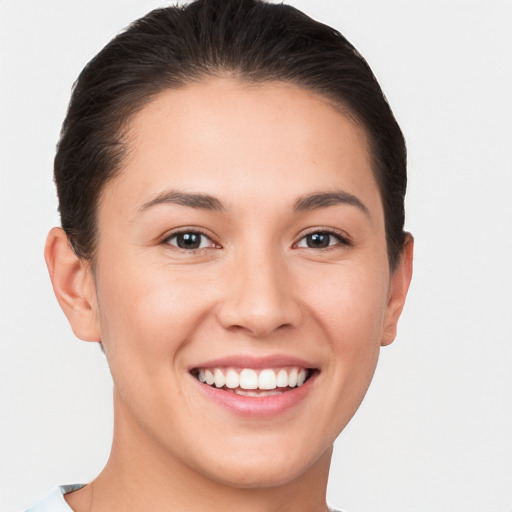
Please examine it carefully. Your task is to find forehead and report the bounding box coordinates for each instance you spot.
[105,78,381,216]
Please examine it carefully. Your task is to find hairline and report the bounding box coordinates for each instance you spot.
[72,73,392,268]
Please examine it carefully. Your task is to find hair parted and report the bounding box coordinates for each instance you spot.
[54,0,407,269]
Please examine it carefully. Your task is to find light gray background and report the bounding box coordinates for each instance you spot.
[1,1,511,511]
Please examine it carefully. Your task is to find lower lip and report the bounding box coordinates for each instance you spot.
[191,372,318,417]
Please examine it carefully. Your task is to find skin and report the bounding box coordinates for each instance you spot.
[45,79,413,512]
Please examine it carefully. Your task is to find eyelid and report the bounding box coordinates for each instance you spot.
[293,227,352,248]
[161,227,221,250]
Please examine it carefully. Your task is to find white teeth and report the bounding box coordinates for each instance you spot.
[276,369,288,388]
[288,368,298,387]
[225,369,240,389]
[205,369,214,385]
[214,368,226,388]
[239,369,258,389]
[196,366,311,391]
[258,369,277,390]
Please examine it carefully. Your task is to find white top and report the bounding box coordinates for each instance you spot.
[24,485,84,512]
[24,484,343,511]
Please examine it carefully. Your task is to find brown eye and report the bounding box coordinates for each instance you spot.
[167,232,212,250]
[296,231,346,249]
[306,233,330,248]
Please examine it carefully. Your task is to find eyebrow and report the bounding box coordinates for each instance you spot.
[137,189,368,216]
[293,191,369,215]
[138,190,226,213]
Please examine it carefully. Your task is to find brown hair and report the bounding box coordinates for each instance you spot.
[54,0,407,268]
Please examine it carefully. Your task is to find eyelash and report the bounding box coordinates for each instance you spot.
[162,227,351,253]
[294,228,352,250]
[162,228,220,252]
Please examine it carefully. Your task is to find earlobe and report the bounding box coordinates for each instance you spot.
[44,227,101,342]
[381,233,414,346]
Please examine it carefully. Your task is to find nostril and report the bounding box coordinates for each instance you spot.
[216,300,302,338]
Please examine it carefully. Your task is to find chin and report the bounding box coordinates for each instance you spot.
[204,462,310,489]
[189,436,332,490]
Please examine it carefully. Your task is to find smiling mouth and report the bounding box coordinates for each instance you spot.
[191,367,315,397]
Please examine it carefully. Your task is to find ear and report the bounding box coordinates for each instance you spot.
[381,233,414,346]
[44,227,101,342]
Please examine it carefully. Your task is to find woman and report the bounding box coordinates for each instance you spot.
[30,0,413,510]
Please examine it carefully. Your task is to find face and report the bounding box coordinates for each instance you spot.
[78,79,410,487]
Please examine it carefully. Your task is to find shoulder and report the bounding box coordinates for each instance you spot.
[23,487,344,512]
[24,485,85,512]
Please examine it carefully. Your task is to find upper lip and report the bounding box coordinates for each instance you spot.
[189,354,318,371]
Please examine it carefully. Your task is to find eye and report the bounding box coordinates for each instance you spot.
[165,231,216,250]
[295,231,347,249]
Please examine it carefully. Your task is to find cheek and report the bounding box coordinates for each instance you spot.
[302,263,389,423]
[94,260,223,433]
[95,258,217,377]
[301,260,390,348]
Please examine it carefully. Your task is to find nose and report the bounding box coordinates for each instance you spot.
[216,250,302,338]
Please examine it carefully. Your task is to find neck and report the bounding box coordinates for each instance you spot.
[67,390,332,512]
